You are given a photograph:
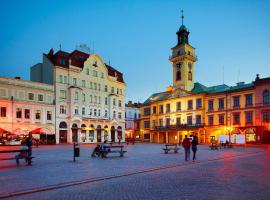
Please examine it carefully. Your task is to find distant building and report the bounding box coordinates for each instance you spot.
[31,48,126,144]
[125,101,141,140]
[140,14,270,144]
[0,76,55,144]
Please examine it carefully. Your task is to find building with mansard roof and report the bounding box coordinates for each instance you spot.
[31,46,126,144]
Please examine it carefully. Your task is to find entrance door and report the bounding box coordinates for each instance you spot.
[97,125,102,142]
[111,126,115,142]
[59,130,67,143]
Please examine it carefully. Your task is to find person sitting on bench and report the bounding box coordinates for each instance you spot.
[101,140,110,157]
[91,144,101,157]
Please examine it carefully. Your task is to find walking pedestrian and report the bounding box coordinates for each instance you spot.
[182,135,191,161]
[191,135,198,161]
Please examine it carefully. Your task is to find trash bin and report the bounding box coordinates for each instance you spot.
[73,143,80,161]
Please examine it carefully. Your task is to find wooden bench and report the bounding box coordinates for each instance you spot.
[101,145,127,158]
[163,144,180,154]
[0,149,34,165]
[209,143,220,150]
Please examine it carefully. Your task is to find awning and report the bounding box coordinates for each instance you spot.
[30,128,42,134]
[0,128,10,134]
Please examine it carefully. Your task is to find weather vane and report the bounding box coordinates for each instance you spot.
[181,9,184,25]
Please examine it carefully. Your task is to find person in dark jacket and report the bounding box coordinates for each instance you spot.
[182,135,191,161]
[191,135,198,161]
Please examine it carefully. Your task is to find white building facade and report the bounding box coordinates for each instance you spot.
[0,76,55,144]
[31,48,126,144]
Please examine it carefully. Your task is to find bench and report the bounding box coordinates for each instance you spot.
[163,144,180,154]
[0,149,34,165]
[209,143,220,150]
[101,145,127,158]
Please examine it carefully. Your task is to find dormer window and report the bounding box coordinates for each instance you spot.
[93,61,98,67]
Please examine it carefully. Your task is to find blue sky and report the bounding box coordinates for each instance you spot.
[0,0,270,102]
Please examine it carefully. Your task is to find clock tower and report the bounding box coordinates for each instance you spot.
[170,11,197,91]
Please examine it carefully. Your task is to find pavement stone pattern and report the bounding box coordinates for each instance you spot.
[0,143,269,200]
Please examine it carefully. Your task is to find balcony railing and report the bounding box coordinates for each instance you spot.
[154,123,204,130]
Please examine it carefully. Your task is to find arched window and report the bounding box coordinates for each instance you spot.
[59,122,67,128]
[188,71,192,81]
[176,71,181,81]
[263,90,270,104]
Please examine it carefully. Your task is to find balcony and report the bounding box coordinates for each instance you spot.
[154,123,204,131]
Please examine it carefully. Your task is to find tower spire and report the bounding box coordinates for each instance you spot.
[181,9,184,25]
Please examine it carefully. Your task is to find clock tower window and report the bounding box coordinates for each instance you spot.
[176,71,181,81]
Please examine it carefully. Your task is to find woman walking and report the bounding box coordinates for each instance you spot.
[191,135,198,161]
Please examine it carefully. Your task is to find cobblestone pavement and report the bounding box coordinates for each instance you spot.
[0,144,269,200]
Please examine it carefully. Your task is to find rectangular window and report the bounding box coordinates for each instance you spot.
[245,94,253,106]
[144,121,150,128]
[0,107,6,117]
[82,107,85,115]
[176,102,181,111]
[90,95,93,103]
[187,116,193,125]
[93,70,98,77]
[188,100,193,110]
[218,98,224,110]
[82,93,85,102]
[245,111,253,124]
[47,111,52,120]
[16,108,22,118]
[113,98,116,106]
[86,68,90,75]
[94,83,97,90]
[118,100,121,107]
[98,96,101,104]
[118,112,122,119]
[75,92,79,100]
[75,107,79,115]
[159,105,163,114]
[60,90,66,99]
[105,97,108,105]
[38,94,43,102]
[176,117,181,125]
[94,96,97,104]
[101,72,104,78]
[113,110,116,118]
[60,105,66,114]
[35,110,41,120]
[219,115,224,125]
[90,82,93,89]
[105,85,108,92]
[28,93,34,100]
[196,115,201,125]
[152,106,156,114]
[117,88,119,94]
[233,113,240,125]
[63,76,67,84]
[196,98,202,109]
[59,75,63,83]
[82,80,86,88]
[208,115,214,126]
[263,111,270,122]
[159,119,163,126]
[111,87,114,94]
[152,120,156,128]
[73,78,77,86]
[144,108,150,116]
[233,96,240,108]
[24,109,30,119]
[208,100,214,111]
[166,118,170,126]
[166,104,170,113]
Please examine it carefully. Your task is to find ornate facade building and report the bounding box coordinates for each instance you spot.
[0,76,55,144]
[140,15,270,144]
[31,46,126,144]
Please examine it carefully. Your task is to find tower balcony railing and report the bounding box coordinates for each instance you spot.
[169,52,197,61]
[153,123,204,131]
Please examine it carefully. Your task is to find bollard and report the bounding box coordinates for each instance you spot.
[73,142,80,162]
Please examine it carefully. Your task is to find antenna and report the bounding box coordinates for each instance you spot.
[59,44,62,51]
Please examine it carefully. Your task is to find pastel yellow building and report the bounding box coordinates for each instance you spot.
[140,14,270,144]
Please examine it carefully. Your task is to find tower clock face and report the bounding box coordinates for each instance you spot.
[176,62,182,69]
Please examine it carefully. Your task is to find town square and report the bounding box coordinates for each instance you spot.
[0,0,270,199]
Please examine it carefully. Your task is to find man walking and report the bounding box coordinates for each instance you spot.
[182,135,191,161]
[191,135,198,161]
